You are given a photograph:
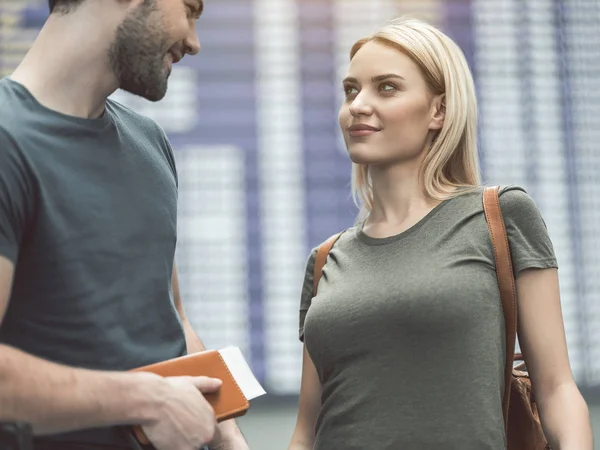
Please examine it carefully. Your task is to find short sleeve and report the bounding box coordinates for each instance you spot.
[498,186,558,275]
[299,247,318,342]
[0,127,34,263]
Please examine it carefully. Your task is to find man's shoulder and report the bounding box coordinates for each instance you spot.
[106,98,176,178]
[106,97,166,139]
[0,111,23,160]
[0,78,28,134]
[0,77,18,100]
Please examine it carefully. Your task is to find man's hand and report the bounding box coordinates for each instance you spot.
[141,375,222,450]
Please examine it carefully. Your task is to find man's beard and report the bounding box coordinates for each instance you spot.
[108,0,171,102]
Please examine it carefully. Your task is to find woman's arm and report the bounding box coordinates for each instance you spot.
[516,267,594,450]
[288,345,322,450]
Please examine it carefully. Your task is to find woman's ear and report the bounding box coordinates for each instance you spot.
[429,94,446,131]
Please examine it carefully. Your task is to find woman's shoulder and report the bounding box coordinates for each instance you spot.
[497,185,541,217]
[312,226,361,252]
[307,226,358,255]
[452,184,539,213]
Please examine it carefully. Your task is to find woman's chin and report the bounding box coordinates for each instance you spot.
[348,146,424,167]
[348,149,382,166]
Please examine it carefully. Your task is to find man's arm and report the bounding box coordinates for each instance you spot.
[0,255,222,450]
[0,256,163,434]
[172,265,250,450]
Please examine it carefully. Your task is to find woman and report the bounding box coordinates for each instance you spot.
[288,17,593,450]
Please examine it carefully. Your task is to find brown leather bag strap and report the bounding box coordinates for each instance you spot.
[312,232,344,297]
[482,186,518,428]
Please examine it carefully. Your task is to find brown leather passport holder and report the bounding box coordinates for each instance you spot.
[128,349,250,446]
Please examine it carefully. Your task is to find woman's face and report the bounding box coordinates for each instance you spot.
[338,40,444,167]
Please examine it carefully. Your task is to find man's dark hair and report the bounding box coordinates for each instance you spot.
[48,0,86,14]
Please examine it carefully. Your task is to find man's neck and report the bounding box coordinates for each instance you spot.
[10,13,119,119]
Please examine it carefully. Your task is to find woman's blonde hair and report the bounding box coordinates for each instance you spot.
[349,17,481,218]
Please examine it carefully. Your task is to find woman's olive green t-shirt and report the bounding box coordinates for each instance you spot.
[299,186,557,450]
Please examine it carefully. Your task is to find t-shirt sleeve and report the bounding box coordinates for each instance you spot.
[299,247,318,342]
[0,127,33,263]
[498,185,558,275]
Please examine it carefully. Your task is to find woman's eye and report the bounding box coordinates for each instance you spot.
[343,86,358,96]
[379,83,396,92]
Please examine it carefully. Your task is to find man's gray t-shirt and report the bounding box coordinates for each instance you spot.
[299,186,557,450]
[0,78,186,448]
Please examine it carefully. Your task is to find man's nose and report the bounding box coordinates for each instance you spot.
[184,29,201,56]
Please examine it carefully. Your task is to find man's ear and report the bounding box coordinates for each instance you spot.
[429,93,446,131]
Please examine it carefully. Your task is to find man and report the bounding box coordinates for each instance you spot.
[0,0,250,449]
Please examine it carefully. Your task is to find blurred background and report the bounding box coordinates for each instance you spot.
[1,0,599,448]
